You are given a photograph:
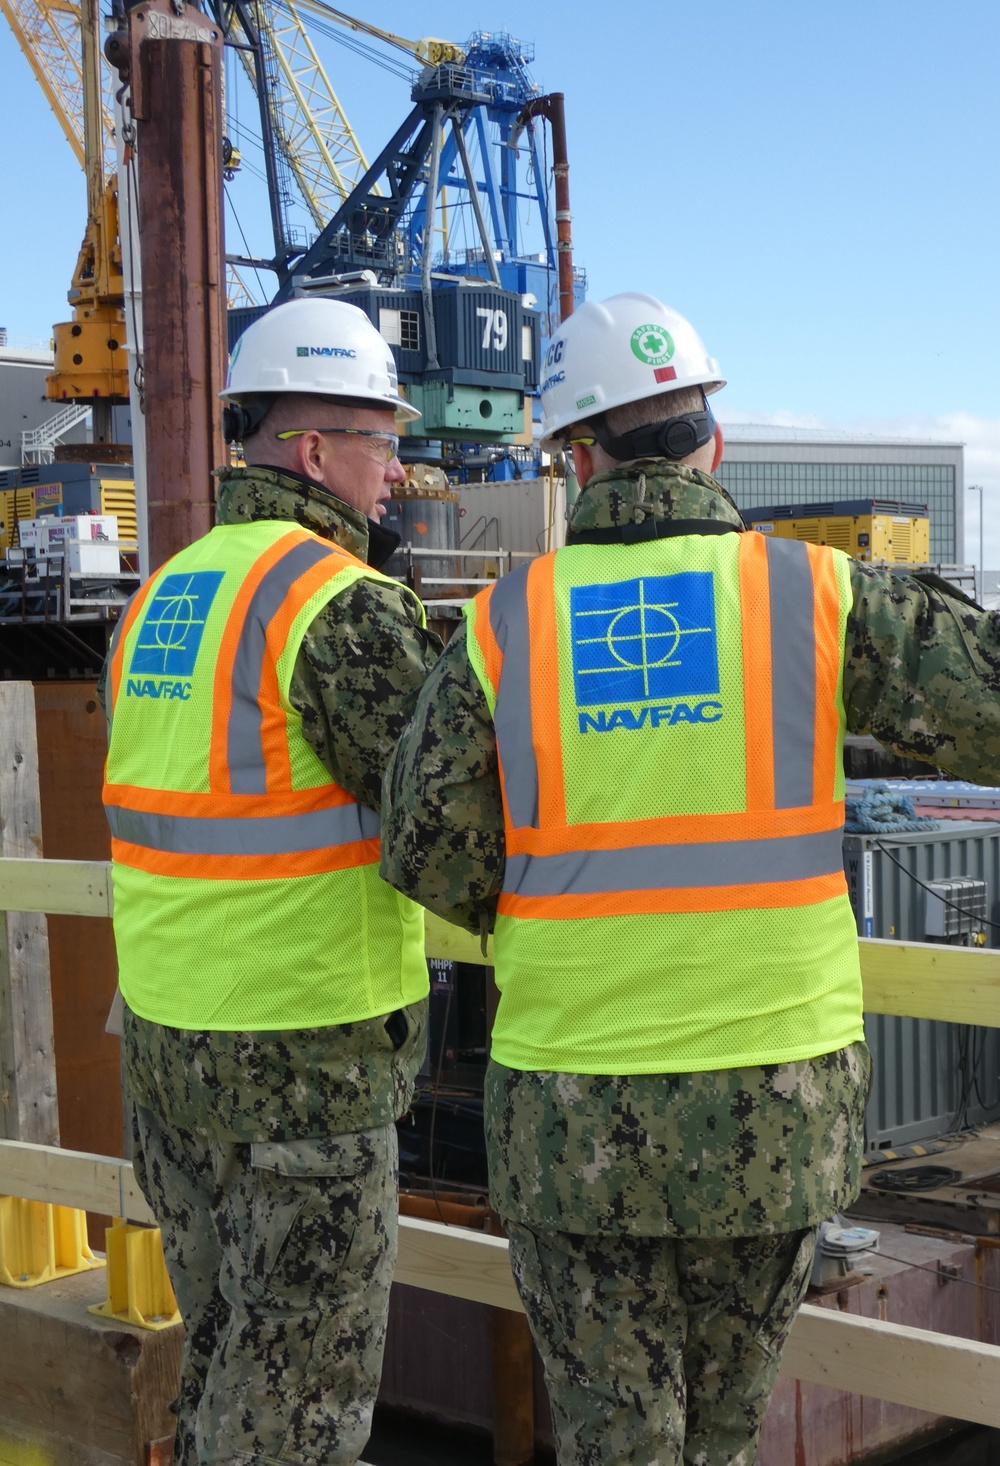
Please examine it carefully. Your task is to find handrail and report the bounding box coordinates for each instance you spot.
[4,854,1000,1426]
[3,857,998,1025]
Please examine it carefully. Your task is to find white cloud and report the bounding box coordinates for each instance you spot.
[718,408,1000,577]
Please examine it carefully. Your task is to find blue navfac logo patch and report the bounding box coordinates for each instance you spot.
[129,571,225,679]
[570,572,720,706]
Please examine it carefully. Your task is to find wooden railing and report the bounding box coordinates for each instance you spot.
[3,853,1000,1428]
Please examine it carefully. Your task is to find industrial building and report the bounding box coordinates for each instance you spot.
[0,341,90,469]
[716,425,965,565]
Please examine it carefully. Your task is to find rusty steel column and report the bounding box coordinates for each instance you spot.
[107,0,225,569]
[513,92,575,322]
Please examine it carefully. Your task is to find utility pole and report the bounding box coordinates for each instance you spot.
[105,0,227,571]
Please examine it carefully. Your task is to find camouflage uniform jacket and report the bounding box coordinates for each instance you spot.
[381,461,1000,1235]
[114,465,442,1141]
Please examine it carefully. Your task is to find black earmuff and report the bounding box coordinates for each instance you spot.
[591,408,716,463]
[222,398,273,444]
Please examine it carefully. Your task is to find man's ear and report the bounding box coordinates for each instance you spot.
[711,423,725,473]
[572,440,594,487]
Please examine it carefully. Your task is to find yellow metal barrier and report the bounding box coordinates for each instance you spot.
[88,1219,180,1331]
[0,1195,104,1288]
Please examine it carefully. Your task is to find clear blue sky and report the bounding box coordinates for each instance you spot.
[2,0,998,557]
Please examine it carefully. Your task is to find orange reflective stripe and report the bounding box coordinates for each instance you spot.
[209,531,302,792]
[526,556,566,828]
[739,534,774,810]
[111,836,380,881]
[470,586,503,698]
[497,870,846,920]
[505,800,846,857]
[103,781,355,818]
[257,548,356,793]
[807,542,843,806]
[109,575,160,710]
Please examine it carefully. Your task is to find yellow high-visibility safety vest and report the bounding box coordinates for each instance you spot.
[104,520,428,1031]
[466,531,864,1074]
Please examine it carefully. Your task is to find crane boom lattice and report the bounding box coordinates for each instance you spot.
[0,0,116,178]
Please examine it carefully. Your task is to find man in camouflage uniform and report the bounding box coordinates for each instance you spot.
[102,299,440,1466]
[380,293,1000,1466]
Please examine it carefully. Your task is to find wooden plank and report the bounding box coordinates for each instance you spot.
[32,684,123,1200]
[859,935,1000,1025]
[4,863,1000,1031]
[393,1214,522,1312]
[0,1139,154,1225]
[6,1138,1000,1427]
[0,686,58,1145]
[788,1301,1000,1429]
[0,857,113,918]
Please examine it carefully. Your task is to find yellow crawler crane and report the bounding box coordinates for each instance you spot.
[0,0,126,437]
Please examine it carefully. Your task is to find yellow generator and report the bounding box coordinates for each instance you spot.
[742,499,930,565]
[0,467,137,563]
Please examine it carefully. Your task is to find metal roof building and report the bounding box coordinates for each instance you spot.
[717,425,965,565]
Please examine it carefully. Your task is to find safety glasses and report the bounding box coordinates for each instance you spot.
[275,427,400,463]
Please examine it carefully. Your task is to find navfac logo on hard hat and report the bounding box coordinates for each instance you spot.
[296,345,358,359]
[570,572,721,732]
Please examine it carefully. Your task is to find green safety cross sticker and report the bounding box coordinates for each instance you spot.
[630,324,675,367]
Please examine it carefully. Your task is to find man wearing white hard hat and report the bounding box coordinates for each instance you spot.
[102,297,440,1465]
[381,292,1000,1464]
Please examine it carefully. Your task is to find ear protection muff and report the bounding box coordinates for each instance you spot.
[590,407,717,463]
[222,397,273,444]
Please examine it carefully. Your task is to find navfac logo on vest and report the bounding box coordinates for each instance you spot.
[126,570,225,699]
[570,572,722,732]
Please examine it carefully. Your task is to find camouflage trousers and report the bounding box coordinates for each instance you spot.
[503,1221,817,1466]
[131,1103,398,1466]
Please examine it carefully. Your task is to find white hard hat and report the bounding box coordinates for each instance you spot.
[539,292,724,451]
[220,297,421,422]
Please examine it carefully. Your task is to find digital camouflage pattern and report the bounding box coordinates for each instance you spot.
[123,999,427,1142]
[846,558,1000,782]
[379,457,1000,1463]
[108,463,439,1462]
[131,1100,398,1466]
[381,460,1000,932]
[112,463,438,1142]
[486,1043,871,1237]
[505,1219,815,1466]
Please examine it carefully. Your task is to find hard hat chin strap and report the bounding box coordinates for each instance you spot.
[590,406,716,463]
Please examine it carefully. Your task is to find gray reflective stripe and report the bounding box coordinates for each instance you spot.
[765,538,816,810]
[504,826,844,898]
[488,567,539,828]
[106,800,380,856]
[229,537,339,794]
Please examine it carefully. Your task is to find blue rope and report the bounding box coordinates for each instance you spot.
[844,782,939,834]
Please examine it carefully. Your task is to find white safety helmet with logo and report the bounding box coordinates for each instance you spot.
[539,292,724,451]
[220,296,421,422]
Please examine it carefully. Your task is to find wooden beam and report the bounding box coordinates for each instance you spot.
[0,688,58,1144]
[0,857,113,919]
[4,1138,1000,1428]
[858,935,1000,1025]
[0,1138,153,1224]
[4,865,1000,1027]
[785,1301,1000,1429]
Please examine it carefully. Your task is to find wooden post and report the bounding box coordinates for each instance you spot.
[0,684,59,1144]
